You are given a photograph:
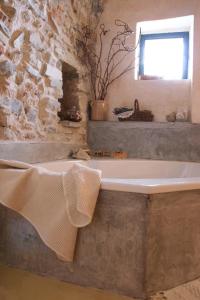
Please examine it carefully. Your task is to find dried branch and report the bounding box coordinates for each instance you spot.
[73,19,140,100]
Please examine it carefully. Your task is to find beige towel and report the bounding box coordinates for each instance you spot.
[0,160,101,261]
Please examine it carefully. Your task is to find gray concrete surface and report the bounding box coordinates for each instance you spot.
[88,122,200,162]
[146,190,200,295]
[1,189,200,299]
[0,190,148,299]
[0,142,84,163]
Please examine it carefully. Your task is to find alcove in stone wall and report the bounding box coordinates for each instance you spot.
[58,62,80,121]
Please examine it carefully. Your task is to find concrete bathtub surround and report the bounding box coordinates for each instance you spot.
[1,159,200,299]
[0,141,84,163]
[88,121,200,162]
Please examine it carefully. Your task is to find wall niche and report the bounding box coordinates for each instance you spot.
[58,62,80,121]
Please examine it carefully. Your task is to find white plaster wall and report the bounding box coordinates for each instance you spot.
[101,0,200,123]
[108,78,191,122]
[192,12,200,123]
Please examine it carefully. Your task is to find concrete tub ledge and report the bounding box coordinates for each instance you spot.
[1,189,200,299]
[88,121,200,162]
[0,142,85,163]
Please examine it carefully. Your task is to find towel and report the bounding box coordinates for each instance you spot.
[0,160,101,261]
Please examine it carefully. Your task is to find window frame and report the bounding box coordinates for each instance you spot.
[139,31,189,80]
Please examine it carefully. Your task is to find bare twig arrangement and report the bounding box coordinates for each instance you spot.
[74,19,139,100]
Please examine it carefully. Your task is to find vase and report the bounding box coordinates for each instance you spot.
[91,100,107,121]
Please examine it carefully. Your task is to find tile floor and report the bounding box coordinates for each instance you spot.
[0,264,134,300]
[1,264,200,300]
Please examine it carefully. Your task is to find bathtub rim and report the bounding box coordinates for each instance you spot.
[35,158,200,194]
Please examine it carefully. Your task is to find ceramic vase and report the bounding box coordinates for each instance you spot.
[91,100,107,121]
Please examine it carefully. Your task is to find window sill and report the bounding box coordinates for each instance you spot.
[135,78,191,82]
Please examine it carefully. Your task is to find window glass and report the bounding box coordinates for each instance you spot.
[144,38,184,79]
[139,32,189,80]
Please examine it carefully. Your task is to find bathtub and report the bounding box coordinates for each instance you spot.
[37,159,200,194]
[1,159,200,299]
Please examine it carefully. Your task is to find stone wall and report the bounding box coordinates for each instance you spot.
[0,0,102,142]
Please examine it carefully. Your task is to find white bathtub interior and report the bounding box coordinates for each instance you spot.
[36,159,200,194]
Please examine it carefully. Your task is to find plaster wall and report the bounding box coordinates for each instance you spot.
[100,0,200,123]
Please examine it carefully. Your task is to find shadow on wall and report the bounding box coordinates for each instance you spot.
[58,62,80,121]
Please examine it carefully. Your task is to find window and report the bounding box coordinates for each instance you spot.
[139,32,189,80]
[136,15,194,80]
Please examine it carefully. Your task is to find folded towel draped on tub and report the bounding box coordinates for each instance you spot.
[0,160,101,261]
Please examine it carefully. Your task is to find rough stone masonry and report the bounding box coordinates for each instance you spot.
[0,0,102,142]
